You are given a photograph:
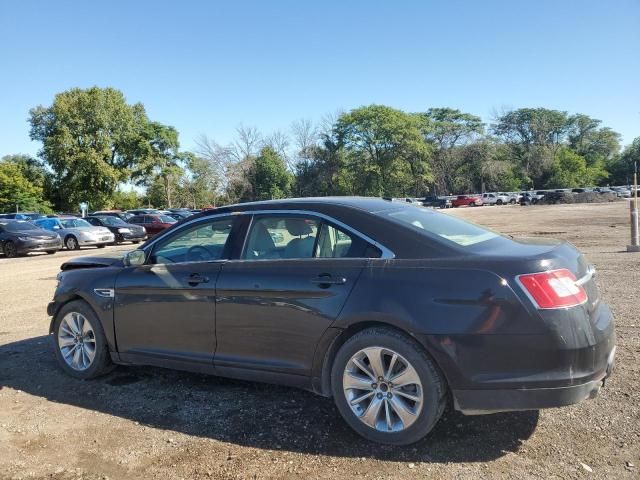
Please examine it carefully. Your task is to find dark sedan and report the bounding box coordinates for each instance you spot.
[0,220,62,257]
[85,215,147,244]
[47,197,615,445]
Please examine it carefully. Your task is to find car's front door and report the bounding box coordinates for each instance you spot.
[114,215,239,368]
[214,213,376,377]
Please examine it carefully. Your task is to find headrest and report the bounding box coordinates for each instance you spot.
[285,218,313,236]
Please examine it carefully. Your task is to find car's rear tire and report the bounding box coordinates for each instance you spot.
[470,201,477,207]
[65,235,80,250]
[510,199,516,204]
[97,244,106,249]
[331,327,446,445]
[132,240,141,244]
[496,199,503,205]
[3,241,19,258]
[46,250,56,255]
[52,300,115,379]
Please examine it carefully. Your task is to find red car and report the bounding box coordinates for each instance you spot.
[127,214,176,236]
[451,195,483,207]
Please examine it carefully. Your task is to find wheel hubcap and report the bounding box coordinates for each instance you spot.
[343,347,423,432]
[67,238,76,249]
[57,312,96,371]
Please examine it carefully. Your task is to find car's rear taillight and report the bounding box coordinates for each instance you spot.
[517,268,587,309]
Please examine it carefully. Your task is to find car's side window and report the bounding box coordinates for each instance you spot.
[243,216,319,260]
[151,217,234,264]
[315,223,382,258]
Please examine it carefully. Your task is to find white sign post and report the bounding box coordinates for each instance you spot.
[79,202,88,218]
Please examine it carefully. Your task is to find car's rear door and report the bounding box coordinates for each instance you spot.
[214,213,377,378]
[113,215,240,368]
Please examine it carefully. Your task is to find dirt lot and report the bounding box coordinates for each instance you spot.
[1,203,638,480]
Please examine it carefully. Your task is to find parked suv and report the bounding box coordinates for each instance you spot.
[422,196,451,209]
[127,214,177,237]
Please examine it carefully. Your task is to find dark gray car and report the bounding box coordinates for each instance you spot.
[47,197,615,445]
[0,220,62,257]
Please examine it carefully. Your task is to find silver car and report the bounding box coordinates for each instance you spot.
[34,217,115,250]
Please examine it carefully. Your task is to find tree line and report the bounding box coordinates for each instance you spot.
[1,86,638,213]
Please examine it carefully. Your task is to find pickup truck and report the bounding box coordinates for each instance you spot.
[481,192,511,205]
[451,195,483,207]
[422,196,452,209]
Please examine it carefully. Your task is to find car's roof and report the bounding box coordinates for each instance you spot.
[203,197,399,215]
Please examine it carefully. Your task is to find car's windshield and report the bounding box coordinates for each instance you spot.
[1,221,39,232]
[159,215,177,223]
[383,207,499,247]
[98,216,126,226]
[60,218,92,229]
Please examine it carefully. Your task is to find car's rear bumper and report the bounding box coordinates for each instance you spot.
[420,301,616,414]
[452,345,615,414]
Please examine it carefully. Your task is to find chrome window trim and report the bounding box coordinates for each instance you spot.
[141,209,395,260]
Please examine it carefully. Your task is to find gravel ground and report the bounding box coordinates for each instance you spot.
[0,203,638,480]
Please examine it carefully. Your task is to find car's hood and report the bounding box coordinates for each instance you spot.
[60,254,124,271]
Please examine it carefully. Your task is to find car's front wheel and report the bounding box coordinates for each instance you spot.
[3,241,18,258]
[65,235,79,250]
[331,327,446,445]
[52,300,115,379]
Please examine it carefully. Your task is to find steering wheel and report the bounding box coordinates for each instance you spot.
[186,245,214,262]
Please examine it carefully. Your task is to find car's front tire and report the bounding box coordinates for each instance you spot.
[65,235,80,250]
[52,300,115,379]
[331,327,446,445]
[3,241,19,258]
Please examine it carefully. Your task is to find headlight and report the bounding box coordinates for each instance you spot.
[18,236,34,241]
[141,227,146,233]
[118,228,131,233]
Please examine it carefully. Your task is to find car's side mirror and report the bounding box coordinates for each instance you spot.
[53,225,61,230]
[124,250,146,267]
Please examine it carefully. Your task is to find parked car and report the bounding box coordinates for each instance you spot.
[421,196,451,209]
[1,211,47,220]
[126,208,162,216]
[91,210,134,221]
[497,192,520,204]
[611,187,631,198]
[45,197,616,445]
[481,192,510,205]
[127,214,177,237]
[34,217,115,250]
[0,220,62,257]
[85,215,147,244]
[166,211,192,221]
[451,195,483,207]
[571,188,589,194]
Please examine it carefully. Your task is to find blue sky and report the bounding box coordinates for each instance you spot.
[1,0,639,158]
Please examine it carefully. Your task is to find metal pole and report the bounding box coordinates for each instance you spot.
[628,162,639,252]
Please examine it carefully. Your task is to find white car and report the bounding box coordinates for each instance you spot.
[34,217,115,250]
[481,192,511,205]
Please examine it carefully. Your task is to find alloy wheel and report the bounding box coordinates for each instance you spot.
[343,347,423,432]
[66,237,78,250]
[57,312,96,371]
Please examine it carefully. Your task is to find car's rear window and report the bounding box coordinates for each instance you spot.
[382,207,499,247]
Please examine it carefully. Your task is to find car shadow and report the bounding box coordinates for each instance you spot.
[0,336,539,462]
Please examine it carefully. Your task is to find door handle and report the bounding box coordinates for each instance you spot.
[311,274,347,287]
[187,273,210,286]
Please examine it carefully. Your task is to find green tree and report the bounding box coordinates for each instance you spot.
[29,87,153,210]
[546,147,604,188]
[111,189,142,210]
[250,146,292,201]
[177,153,221,208]
[0,161,52,213]
[420,108,484,194]
[492,108,571,187]
[335,105,432,196]
[608,137,640,186]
